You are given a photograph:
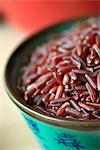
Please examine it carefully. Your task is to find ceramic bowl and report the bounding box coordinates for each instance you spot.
[4,17,100,150]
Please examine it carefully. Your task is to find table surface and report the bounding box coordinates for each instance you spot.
[0,23,40,150]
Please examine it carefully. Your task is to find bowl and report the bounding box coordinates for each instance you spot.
[4,17,100,150]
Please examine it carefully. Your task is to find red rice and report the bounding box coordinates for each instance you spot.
[18,17,100,120]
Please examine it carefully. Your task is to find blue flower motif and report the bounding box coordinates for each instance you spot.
[23,115,44,139]
[55,133,84,150]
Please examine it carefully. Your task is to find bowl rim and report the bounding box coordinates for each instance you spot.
[4,15,100,131]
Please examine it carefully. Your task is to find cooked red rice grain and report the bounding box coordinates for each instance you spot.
[94,58,100,65]
[70,100,81,111]
[86,33,96,46]
[53,72,62,85]
[85,82,96,102]
[49,93,55,101]
[92,113,100,119]
[58,65,75,74]
[36,96,43,106]
[63,74,70,85]
[57,60,72,67]
[55,85,64,99]
[78,101,94,111]
[96,35,100,48]
[86,102,100,109]
[65,107,81,118]
[86,56,93,64]
[97,72,100,91]
[72,69,89,74]
[56,102,70,116]
[81,108,90,119]
[73,54,86,67]
[49,86,58,94]
[93,69,100,77]
[93,44,100,57]
[41,79,57,94]
[65,116,77,119]
[50,97,71,104]
[42,93,50,102]
[76,42,83,56]
[70,57,81,68]
[90,48,96,59]
[85,74,96,89]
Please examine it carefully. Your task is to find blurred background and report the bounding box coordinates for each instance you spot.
[0,1,99,150]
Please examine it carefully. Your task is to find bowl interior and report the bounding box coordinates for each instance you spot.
[5,16,100,130]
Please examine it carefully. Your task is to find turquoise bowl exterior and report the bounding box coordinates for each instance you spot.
[21,111,100,150]
[4,16,100,150]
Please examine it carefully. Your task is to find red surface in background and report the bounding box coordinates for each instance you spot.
[1,1,100,34]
